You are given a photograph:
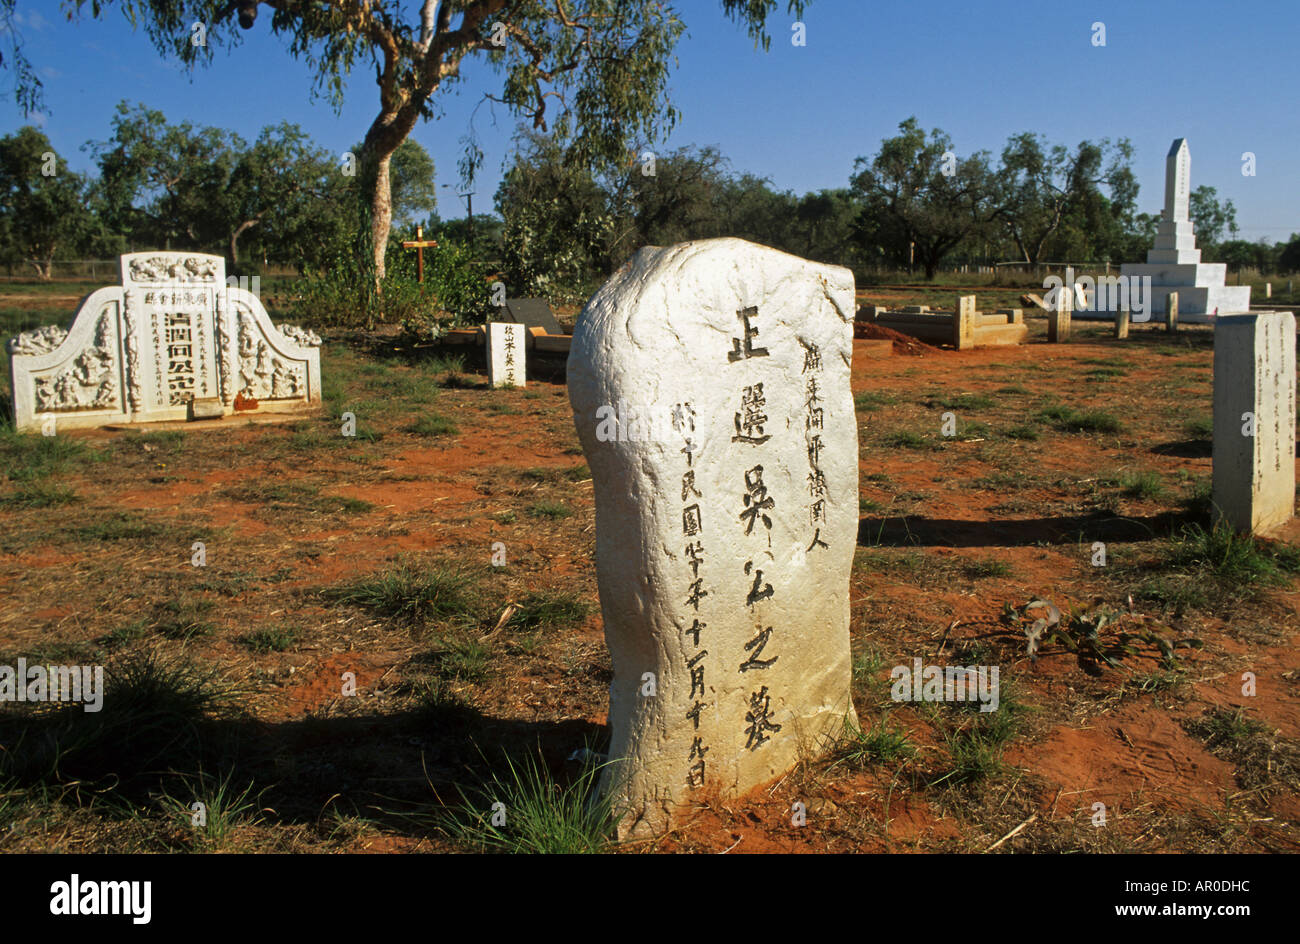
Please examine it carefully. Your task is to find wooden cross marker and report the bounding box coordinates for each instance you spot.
[400,224,438,282]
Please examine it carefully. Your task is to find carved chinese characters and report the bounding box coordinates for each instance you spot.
[569,238,859,837]
[1212,312,1296,534]
[487,322,526,389]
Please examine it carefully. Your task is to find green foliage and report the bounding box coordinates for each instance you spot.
[153,596,217,641]
[995,132,1138,265]
[835,716,916,768]
[0,127,95,278]
[1168,521,1300,585]
[1119,470,1166,500]
[850,118,998,279]
[1038,405,1122,434]
[0,651,232,795]
[445,752,618,854]
[507,591,592,632]
[1189,185,1238,249]
[398,238,494,336]
[160,770,263,848]
[406,413,460,437]
[240,625,302,653]
[324,559,484,628]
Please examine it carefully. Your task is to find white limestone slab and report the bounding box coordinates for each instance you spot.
[1212,311,1296,534]
[568,237,858,836]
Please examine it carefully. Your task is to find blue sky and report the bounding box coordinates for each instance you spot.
[3,0,1297,242]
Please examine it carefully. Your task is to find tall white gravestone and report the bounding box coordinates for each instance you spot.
[486,321,526,388]
[1082,139,1250,323]
[7,252,321,432]
[569,238,859,836]
[1212,311,1296,534]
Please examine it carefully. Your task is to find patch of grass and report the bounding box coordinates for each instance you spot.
[391,373,443,404]
[527,501,573,519]
[834,716,916,768]
[100,619,150,649]
[1185,416,1213,439]
[936,728,1005,786]
[0,481,80,508]
[153,597,218,641]
[881,430,928,449]
[1168,520,1300,585]
[445,752,617,854]
[162,774,263,852]
[406,413,459,437]
[1120,670,1189,701]
[0,651,233,796]
[851,645,887,690]
[1182,707,1299,800]
[222,482,372,515]
[1138,521,1300,614]
[1038,405,1122,434]
[160,770,263,849]
[324,559,484,628]
[0,429,100,482]
[1119,470,1166,500]
[492,510,517,524]
[928,392,994,411]
[432,636,492,682]
[1084,367,1126,381]
[70,512,189,544]
[961,559,1012,579]
[507,590,591,632]
[995,384,1030,395]
[1186,707,1268,747]
[854,391,897,412]
[240,624,302,653]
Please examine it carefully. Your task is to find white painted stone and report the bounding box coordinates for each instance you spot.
[1212,311,1296,534]
[569,237,858,836]
[6,252,321,432]
[1078,139,1251,323]
[1164,138,1191,224]
[486,321,526,388]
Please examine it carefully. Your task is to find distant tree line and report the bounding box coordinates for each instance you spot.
[494,117,1296,297]
[3,111,1296,311]
[0,101,437,279]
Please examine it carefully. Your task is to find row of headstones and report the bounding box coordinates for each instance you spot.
[1048,290,1186,342]
[565,238,1296,837]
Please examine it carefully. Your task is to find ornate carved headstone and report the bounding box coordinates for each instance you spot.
[7,253,321,432]
[569,238,858,836]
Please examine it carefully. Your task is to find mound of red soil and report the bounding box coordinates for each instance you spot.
[854,321,942,356]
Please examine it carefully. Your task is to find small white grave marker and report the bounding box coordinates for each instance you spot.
[487,322,525,389]
[1212,311,1296,534]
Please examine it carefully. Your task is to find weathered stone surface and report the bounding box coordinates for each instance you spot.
[569,238,858,836]
[953,295,976,350]
[1212,311,1296,534]
[6,252,321,432]
[1048,288,1072,343]
[486,321,525,388]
